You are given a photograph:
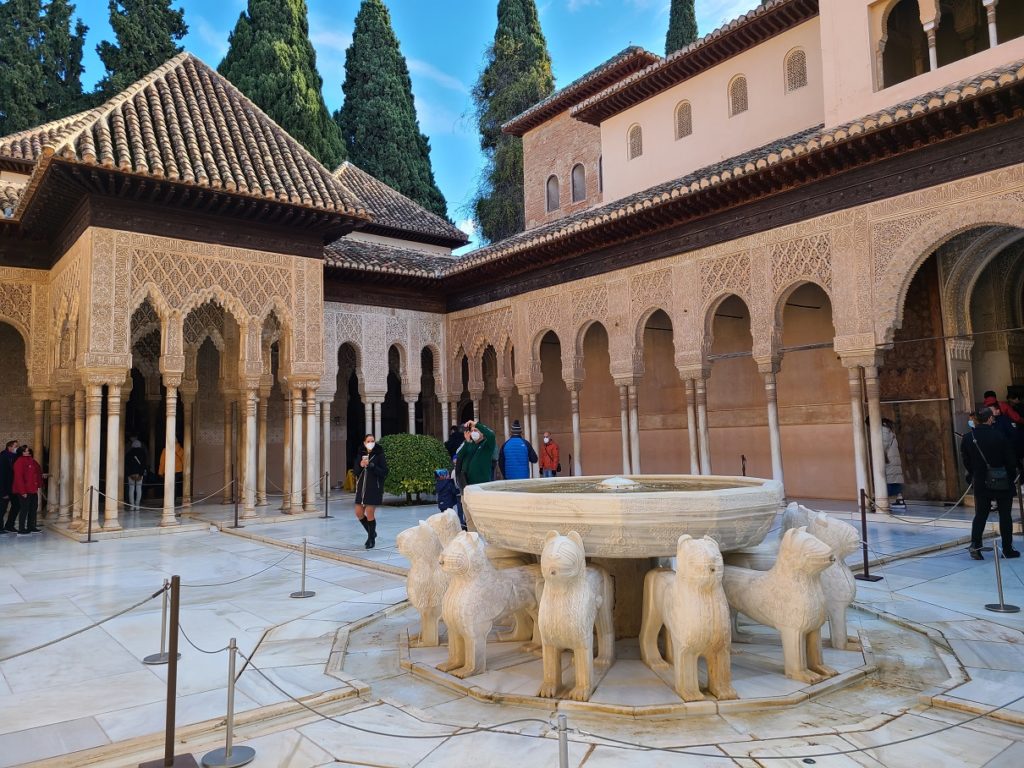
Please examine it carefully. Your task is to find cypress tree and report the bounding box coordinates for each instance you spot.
[219,0,346,169]
[0,0,44,135]
[665,0,698,55]
[40,0,87,119]
[472,0,554,243]
[97,1,187,96]
[335,0,446,217]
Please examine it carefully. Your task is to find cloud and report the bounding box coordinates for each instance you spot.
[310,29,353,53]
[193,16,229,61]
[416,98,473,137]
[566,0,599,11]
[456,218,477,238]
[697,0,762,30]
[407,58,469,94]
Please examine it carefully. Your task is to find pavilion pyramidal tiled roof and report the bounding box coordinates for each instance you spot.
[325,235,454,278]
[333,161,467,247]
[0,53,370,220]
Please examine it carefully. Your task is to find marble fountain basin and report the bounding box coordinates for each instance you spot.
[463,474,784,558]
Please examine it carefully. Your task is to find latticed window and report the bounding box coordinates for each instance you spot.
[785,49,808,92]
[628,124,643,159]
[674,100,693,139]
[571,163,586,202]
[729,75,748,117]
[546,175,560,212]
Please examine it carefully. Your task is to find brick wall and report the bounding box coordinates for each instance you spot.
[523,111,603,230]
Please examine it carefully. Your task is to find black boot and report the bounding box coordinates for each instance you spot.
[357,516,370,545]
[365,519,377,550]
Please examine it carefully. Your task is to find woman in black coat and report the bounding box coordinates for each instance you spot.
[353,434,388,549]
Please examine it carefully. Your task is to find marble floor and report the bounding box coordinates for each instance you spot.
[1,502,1024,766]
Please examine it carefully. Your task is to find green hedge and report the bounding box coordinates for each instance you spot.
[378,433,453,501]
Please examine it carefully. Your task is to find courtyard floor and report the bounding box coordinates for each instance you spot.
[1,499,1023,766]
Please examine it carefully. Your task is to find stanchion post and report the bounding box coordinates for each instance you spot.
[986,524,1020,613]
[85,485,96,544]
[322,471,331,519]
[229,470,242,530]
[290,538,315,599]
[144,579,181,665]
[855,488,882,582]
[741,454,747,477]
[139,575,199,768]
[200,638,255,768]
[557,713,569,768]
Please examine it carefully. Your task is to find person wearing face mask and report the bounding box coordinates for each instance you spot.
[354,434,388,549]
[457,420,496,487]
[539,431,560,478]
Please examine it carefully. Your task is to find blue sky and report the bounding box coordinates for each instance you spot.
[72,1,760,246]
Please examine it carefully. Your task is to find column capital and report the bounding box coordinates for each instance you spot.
[162,372,182,389]
[79,368,128,388]
[675,365,710,382]
[755,357,781,376]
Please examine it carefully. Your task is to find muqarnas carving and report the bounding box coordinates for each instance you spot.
[639,534,737,702]
[395,521,447,647]
[437,531,540,678]
[723,527,838,684]
[536,531,614,701]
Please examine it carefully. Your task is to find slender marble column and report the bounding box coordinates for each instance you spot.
[501,395,510,443]
[441,400,450,437]
[33,399,45,462]
[628,385,641,475]
[103,383,122,530]
[71,389,85,528]
[528,394,539,456]
[320,401,331,496]
[685,379,699,474]
[161,383,179,527]
[281,390,292,511]
[695,376,711,474]
[924,23,938,71]
[257,392,269,506]
[372,400,382,441]
[984,0,999,48]
[864,365,890,513]
[146,398,159,476]
[304,389,318,510]
[181,395,193,507]
[222,400,233,503]
[522,394,531,442]
[618,385,631,475]
[848,367,869,502]
[84,384,103,530]
[290,387,304,513]
[58,395,71,522]
[406,398,417,434]
[117,387,128,511]
[47,400,60,516]
[763,370,784,486]
[569,388,583,477]
[243,388,258,518]
[364,401,373,439]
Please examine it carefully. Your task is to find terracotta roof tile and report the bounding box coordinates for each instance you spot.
[333,162,467,246]
[0,53,368,218]
[325,236,454,278]
[0,180,25,218]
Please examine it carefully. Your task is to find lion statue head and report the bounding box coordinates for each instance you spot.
[541,530,586,581]
[778,526,834,575]
[396,520,442,561]
[807,513,860,560]
[427,509,462,548]
[676,534,724,586]
[440,531,489,577]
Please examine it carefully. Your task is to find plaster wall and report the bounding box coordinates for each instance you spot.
[599,19,824,203]
[523,112,603,230]
[0,324,33,446]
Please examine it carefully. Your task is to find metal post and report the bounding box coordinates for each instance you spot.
[741,454,747,477]
[322,471,331,519]
[228,470,242,530]
[200,638,255,767]
[144,579,181,665]
[85,485,96,544]
[557,713,569,768]
[139,575,199,768]
[854,488,882,582]
[986,525,1021,613]
[290,538,315,598]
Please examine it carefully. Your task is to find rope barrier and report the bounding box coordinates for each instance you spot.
[0,584,168,663]
[180,551,294,588]
[178,622,231,656]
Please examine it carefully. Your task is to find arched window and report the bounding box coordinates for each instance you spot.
[571,163,586,202]
[784,48,808,92]
[627,124,643,160]
[545,175,560,212]
[598,156,603,192]
[728,75,748,117]
[936,1,989,68]
[881,0,929,88]
[674,100,692,139]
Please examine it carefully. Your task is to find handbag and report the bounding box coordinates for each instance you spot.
[972,435,1011,492]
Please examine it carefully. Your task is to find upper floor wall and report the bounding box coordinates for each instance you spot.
[599,19,824,204]
[523,112,603,229]
[822,0,1024,127]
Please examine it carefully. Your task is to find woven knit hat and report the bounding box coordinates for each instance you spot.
[510,419,523,436]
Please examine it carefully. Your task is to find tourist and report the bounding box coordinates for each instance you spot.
[444,424,464,460]
[984,391,1024,426]
[434,468,465,530]
[539,431,560,478]
[125,437,148,511]
[354,434,388,549]
[961,407,1020,560]
[157,439,184,502]
[881,419,905,508]
[12,446,43,534]
[498,420,537,480]
[1,439,20,533]
[458,419,495,486]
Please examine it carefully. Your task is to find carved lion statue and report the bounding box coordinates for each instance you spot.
[395,521,447,647]
[536,531,614,701]
[437,531,540,679]
[426,509,462,549]
[639,535,736,702]
[723,527,838,684]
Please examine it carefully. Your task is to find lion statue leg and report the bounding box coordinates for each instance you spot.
[781,626,823,684]
[538,643,562,698]
[640,570,669,670]
[437,629,465,673]
[416,604,441,648]
[452,619,492,678]
[674,646,704,702]
[806,628,838,677]
[567,636,595,701]
[594,572,615,668]
[828,606,849,651]
[706,645,738,700]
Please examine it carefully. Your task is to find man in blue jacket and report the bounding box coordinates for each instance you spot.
[498,420,538,480]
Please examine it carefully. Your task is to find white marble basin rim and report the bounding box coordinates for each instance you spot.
[463,474,784,558]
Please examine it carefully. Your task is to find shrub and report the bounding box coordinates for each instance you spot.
[378,433,453,502]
